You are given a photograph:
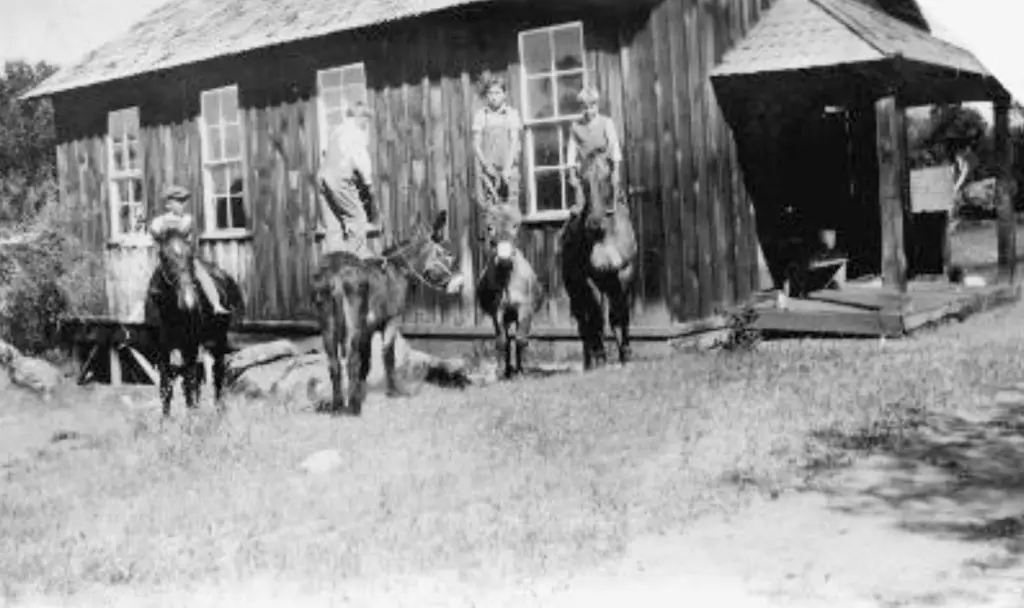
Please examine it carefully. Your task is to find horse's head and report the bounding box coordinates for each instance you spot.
[388,210,465,294]
[580,148,615,230]
[157,226,200,311]
[480,202,522,270]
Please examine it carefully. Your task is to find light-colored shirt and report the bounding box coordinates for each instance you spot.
[566,114,622,167]
[472,104,522,168]
[320,121,373,190]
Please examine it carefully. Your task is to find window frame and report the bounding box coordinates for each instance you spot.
[517,20,589,220]
[315,62,371,233]
[106,106,148,244]
[198,84,250,239]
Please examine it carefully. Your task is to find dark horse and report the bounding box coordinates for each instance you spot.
[145,226,244,417]
[311,210,464,416]
[559,148,638,369]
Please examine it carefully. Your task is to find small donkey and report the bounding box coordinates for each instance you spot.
[476,202,545,379]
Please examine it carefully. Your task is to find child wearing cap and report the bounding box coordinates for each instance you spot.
[566,86,623,215]
[149,185,231,316]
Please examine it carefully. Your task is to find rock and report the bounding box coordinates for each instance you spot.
[300,449,343,475]
[8,355,62,397]
[227,339,303,379]
[0,339,19,367]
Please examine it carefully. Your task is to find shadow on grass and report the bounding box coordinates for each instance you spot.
[805,393,1024,569]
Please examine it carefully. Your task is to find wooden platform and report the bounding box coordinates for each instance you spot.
[752,280,1021,338]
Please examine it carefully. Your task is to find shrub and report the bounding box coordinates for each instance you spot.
[0,182,105,355]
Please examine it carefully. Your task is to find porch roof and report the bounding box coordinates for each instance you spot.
[711,0,998,98]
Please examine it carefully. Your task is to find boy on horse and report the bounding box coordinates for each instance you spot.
[567,86,623,216]
[149,185,231,317]
[319,101,380,258]
[473,76,523,206]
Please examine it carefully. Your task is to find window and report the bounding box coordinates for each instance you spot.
[200,85,248,235]
[317,62,369,158]
[107,107,145,240]
[518,21,588,216]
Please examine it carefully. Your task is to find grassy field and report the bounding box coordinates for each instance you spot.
[2,220,1024,606]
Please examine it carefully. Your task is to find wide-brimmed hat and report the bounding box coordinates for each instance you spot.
[163,185,191,203]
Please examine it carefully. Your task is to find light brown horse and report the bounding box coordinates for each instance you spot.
[476,201,544,378]
[559,148,638,369]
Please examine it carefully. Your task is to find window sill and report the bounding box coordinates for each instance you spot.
[522,209,571,225]
[200,230,254,242]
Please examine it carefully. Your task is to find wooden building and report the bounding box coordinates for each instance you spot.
[22,0,1014,347]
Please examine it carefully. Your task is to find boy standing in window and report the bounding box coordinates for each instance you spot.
[149,185,231,317]
[566,86,623,215]
[472,76,523,207]
[319,102,379,258]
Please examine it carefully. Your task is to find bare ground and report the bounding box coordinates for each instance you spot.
[4,226,1024,606]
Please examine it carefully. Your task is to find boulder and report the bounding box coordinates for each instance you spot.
[299,449,343,475]
[8,355,62,398]
[227,339,303,380]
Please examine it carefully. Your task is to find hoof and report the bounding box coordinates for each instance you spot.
[386,385,411,398]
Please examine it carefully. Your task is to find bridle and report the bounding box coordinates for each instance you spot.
[376,232,458,292]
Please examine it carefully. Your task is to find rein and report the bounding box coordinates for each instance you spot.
[374,235,456,292]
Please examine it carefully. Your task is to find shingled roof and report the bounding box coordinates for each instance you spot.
[22,0,487,100]
[711,0,989,78]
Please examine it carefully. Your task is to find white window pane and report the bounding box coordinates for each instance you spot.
[108,111,124,139]
[215,196,230,230]
[526,76,554,121]
[323,88,344,112]
[342,65,366,85]
[521,30,552,75]
[117,180,130,206]
[127,137,140,171]
[557,72,585,117]
[532,124,561,167]
[229,166,244,195]
[553,26,584,71]
[212,165,228,194]
[343,84,367,106]
[319,68,343,89]
[123,108,140,136]
[207,125,223,162]
[534,169,564,212]
[202,91,221,124]
[221,89,239,123]
[229,195,247,229]
[132,178,144,204]
[111,143,125,173]
[224,123,241,159]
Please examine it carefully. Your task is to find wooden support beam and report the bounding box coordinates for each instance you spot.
[109,346,123,386]
[875,93,910,293]
[127,347,160,385]
[994,92,1017,284]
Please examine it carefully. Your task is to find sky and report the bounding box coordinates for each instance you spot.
[0,0,1022,114]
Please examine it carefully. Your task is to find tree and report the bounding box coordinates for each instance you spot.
[0,60,59,223]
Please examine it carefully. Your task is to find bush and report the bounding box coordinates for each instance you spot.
[0,182,105,355]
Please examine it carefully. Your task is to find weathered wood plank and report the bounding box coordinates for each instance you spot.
[875,93,909,293]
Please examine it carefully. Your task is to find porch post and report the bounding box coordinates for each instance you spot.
[994,92,1016,284]
[875,90,910,292]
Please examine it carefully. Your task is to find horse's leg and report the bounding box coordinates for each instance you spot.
[348,329,372,416]
[158,347,174,418]
[608,281,633,364]
[585,282,607,369]
[210,339,228,412]
[515,308,532,376]
[491,314,510,380]
[383,319,410,398]
[182,346,200,410]
[506,319,519,379]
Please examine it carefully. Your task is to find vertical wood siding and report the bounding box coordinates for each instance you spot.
[53,0,767,329]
